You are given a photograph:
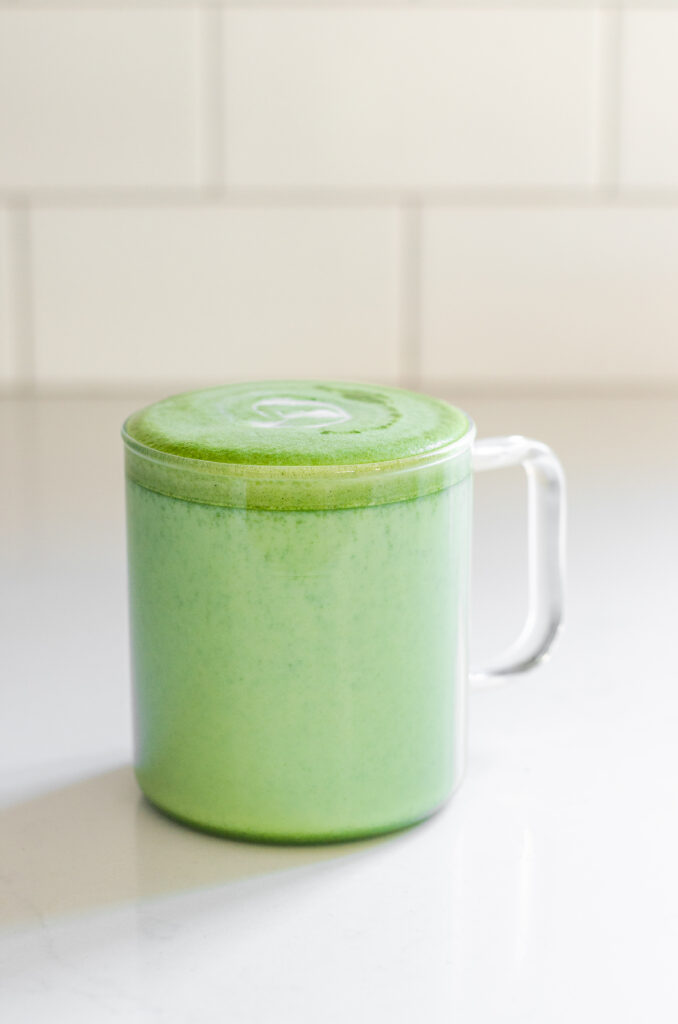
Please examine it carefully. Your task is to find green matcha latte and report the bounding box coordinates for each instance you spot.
[123,382,475,842]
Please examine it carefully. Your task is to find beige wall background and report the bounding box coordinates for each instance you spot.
[1,3,677,396]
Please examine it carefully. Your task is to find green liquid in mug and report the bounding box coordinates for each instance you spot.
[124,382,473,842]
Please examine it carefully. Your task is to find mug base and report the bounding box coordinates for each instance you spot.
[140,788,457,847]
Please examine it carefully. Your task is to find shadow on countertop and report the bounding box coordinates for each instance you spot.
[0,766,393,928]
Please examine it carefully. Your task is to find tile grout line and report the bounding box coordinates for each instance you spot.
[199,3,225,192]
[399,202,422,389]
[6,201,37,392]
[10,187,678,210]
[598,4,623,194]
[2,380,677,401]
[0,2,666,11]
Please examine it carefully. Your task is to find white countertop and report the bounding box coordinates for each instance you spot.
[1,394,677,1023]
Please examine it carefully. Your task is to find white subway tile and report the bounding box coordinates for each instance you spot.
[620,13,678,188]
[421,207,678,386]
[31,206,402,387]
[0,209,16,383]
[224,10,601,189]
[0,11,203,190]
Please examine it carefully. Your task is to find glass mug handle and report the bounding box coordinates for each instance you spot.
[470,436,566,688]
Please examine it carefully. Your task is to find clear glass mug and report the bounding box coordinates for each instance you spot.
[123,383,565,843]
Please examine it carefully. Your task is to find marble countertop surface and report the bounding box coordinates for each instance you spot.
[1,394,676,1023]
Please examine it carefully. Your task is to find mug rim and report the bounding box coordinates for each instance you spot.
[122,416,477,511]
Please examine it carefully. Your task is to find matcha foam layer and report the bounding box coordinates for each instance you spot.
[123,381,474,510]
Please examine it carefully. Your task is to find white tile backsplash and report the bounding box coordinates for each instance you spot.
[31,206,403,387]
[0,208,16,384]
[0,5,675,394]
[620,12,678,188]
[421,207,678,387]
[0,11,203,190]
[223,10,602,190]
